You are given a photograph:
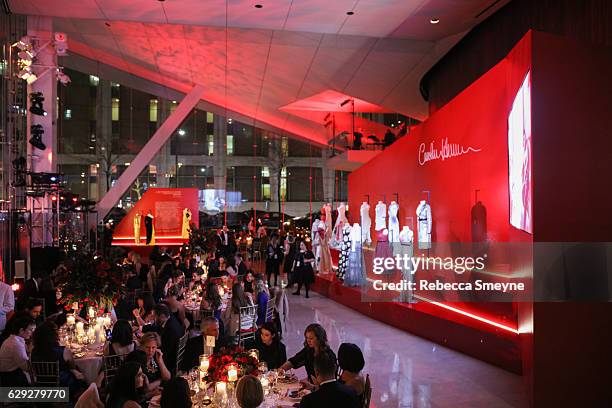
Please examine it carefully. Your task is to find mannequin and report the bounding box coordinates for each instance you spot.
[374,228,394,274]
[311,217,323,271]
[331,202,348,249]
[144,211,155,245]
[416,200,432,249]
[336,224,352,280]
[345,223,364,287]
[360,202,372,245]
[133,212,141,244]
[319,204,333,273]
[388,201,400,242]
[374,201,387,231]
[398,226,415,302]
[182,208,192,239]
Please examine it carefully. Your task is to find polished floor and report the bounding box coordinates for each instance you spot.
[281,290,528,408]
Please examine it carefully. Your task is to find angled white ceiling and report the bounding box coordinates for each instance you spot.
[11,0,509,145]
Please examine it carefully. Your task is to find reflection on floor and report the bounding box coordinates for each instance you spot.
[282,291,528,408]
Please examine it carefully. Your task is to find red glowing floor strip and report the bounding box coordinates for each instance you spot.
[415,295,520,335]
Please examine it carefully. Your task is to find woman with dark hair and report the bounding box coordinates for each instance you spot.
[225,255,237,278]
[242,271,255,294]
[280,323,336,385]
[221,282,253,341]
[164,285,188,329]
[0,315,36,385]
[106,361,145,408]
[265,234,283,287]
[200,281,222,321]
[283,234,297,288]
[236,375,264,408]
[292,241,316,298]
[160,377,192,408]
[132,292,155,327]
[105,319,135,356]
[31,321,85,397]
[338,342,366,397]
[255,322,286,370]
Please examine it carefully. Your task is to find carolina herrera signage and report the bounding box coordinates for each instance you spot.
[418,138,482,166]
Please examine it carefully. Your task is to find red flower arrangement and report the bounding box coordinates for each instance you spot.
[203,346,260,383]
[56,252,124,313]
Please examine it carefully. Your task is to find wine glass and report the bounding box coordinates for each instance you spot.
[258,361,268,374]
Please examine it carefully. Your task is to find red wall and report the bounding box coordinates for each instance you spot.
[112,188,199,246]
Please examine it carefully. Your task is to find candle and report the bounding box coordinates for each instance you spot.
[87,326,95,341]
[88,307,95,319]
[103,316,111,328]
[199,354,210,372]
[227,366,238,382]
[76,322,84,334]
[215,381,227,397]
[66,315,76,326]
[260,376,269,389]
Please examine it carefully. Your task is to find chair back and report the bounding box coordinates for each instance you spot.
[29,361,60,386]
[265,296,276,323]
[237,304,258,347]
[175,331,189,375]
[362,374,372,408]
[103,354,126,387]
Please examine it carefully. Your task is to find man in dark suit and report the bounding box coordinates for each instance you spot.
[299,352,360,408]
[181,316,227,371]
[17,272,43,310]
[143,303,184,373]
[235,253,248,276]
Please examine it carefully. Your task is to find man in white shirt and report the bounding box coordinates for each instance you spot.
[0,315,35,386]
[0,281,15,332]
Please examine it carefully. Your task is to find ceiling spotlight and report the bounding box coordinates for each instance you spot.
[26,73,38,85]
[178,129,186,136]
[54,32,69,56]
[255,4,263,8]
[430,18,440,24]
[11,36,31,50]
[346,11,354,15]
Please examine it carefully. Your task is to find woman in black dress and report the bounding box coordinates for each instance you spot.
[265,234,283,287]
[254,322,287,370]
[280,323,336,385]
[292,240,315,298]
[283,234,297,288]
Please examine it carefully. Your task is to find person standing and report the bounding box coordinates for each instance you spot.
[0,280,15,332]
[292,241,316,298]
[266,234,282,287]
[283,234,297,288]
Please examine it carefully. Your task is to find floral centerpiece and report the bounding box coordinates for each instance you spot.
[56,252,124,314]
[204,346,260,383]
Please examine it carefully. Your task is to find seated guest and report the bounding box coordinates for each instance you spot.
[181,317,225,371]
[31,321,86,397]
[132,292,155,327]
[242,272,255,294]
[0,315,35,385]
[106,361,146,408]
[226,256,238,278]
[255,322,286,370]
[160,377,192,408]
[164,285,189,329]
[137,333,171,390]
[222,282,253,342]
[143,303,184,372]
[338,343,366,397]
[280,323,336,385]
[207,262,226,279]
[0,298,43,347]
[236,375,264,408]
[254,280,269,326]
[235,253,248,276]
[19,298,44,321]
[200,281,223,321]
[105,319,136,356]
[299,352,359,408]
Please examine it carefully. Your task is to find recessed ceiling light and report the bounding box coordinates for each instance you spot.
[346,11,354,16]
[430,18,440,24]
[255,4,263,8]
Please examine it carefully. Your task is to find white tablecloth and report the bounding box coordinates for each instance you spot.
[73,352,103,385]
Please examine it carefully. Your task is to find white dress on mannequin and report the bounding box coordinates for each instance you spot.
[360,202,372,245]
[331,203,348,248]
[416,200,432,249]
[388,201,400,242]
[398,226,415,302]
[374,201,387,231]
[311,218,323,270]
